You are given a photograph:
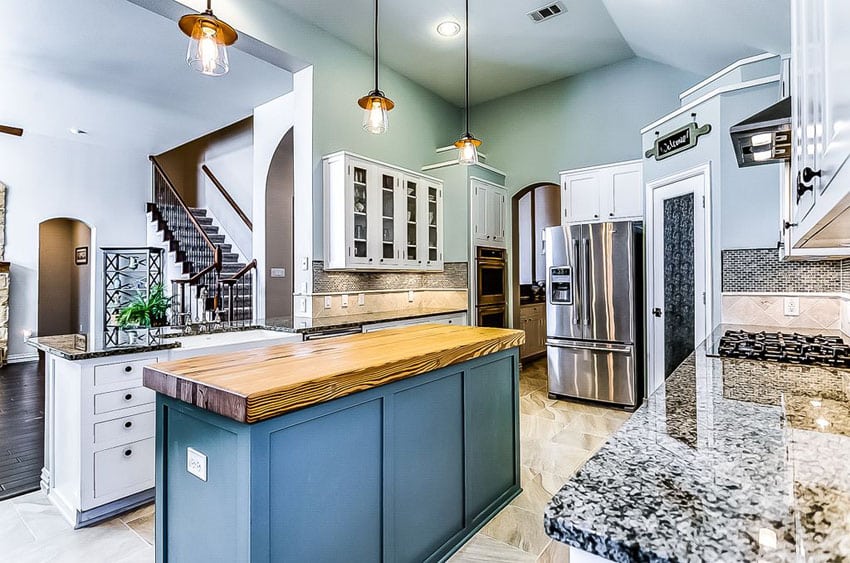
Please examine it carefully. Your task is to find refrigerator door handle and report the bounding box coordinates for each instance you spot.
[546,340,632,353]
[573,239,581,325]
[583,239,591,326]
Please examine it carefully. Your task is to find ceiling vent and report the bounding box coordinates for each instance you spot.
[528,2,566,23]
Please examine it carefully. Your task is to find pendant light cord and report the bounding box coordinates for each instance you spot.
[374,0,380,92]
[465,0,470,135]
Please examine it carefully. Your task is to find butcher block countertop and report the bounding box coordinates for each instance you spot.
[143,324,525,423]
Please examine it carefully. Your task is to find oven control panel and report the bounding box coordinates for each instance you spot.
[549,267,573,304]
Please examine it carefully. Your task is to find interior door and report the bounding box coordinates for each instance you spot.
[651,174,707,383]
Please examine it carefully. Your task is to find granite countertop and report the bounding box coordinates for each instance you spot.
[27,334,181,361]
[262,307,469,334]
[545,325,850,562]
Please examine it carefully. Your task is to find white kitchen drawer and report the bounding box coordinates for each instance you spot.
[93,358,156,387]
[93,411,155,449]
[93,437,154,499]
[94,386,155,415]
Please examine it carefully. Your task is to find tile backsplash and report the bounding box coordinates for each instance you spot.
[312,261,468,293]
[721,248,845,293]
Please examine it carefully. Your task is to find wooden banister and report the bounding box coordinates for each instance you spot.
[202,165,253,231]
[221,259,257,284]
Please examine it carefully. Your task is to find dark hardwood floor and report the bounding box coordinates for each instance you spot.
[0,361,43,501]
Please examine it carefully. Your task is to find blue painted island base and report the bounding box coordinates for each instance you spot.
[155,349,521,562]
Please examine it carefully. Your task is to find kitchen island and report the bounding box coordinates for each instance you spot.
[545,327,850,562]
[143,324,525,562]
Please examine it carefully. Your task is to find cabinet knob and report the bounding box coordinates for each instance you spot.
[609,213,614,217]
[124,420,133,429]
[123,449,133,458]
[124,365,133,373]
[368,258,373,262]
[380,259,384,262]
[801,166,822,185]
[594,214,599,218]
[124,393,133,401]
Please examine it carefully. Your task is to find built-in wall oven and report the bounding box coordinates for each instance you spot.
[476,247,507,328]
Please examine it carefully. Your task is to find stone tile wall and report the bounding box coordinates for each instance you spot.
[721,248,843,293]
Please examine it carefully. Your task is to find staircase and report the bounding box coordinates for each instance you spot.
[148,156,256,326]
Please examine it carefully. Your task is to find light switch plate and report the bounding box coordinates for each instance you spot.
[784,296,800,317]
[301,257,309,271]
[299,298,307,313]
[187,447,207,482]
[358,293,365,306]
[270,267,286,278]
[324,296,332,309]
[341,294,349,308]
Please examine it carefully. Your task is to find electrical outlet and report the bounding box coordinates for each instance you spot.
[784,296,800,317]
[270,267,286,278]
[299,298,307,313]
[408,290,414,303]
[358,293,365,306]
[187,447,207,482]
[324,296,332,309]
[341,294,349,308]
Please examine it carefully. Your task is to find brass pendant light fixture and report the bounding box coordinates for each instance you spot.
[179,0,238,77]
[358,0,394,134]
[455,0,480,165]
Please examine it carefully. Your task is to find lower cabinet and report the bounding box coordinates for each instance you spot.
[156,349,521,563]
[519,304,546,360]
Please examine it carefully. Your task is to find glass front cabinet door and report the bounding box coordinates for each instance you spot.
[420,182,444,271]
[348,159,374,267]
[400,175,422,269]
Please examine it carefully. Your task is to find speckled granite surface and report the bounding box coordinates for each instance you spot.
[26,335,180,360]
[544,327,850,562]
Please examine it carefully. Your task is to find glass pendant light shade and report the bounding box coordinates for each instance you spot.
[358,92,394,134]
[179,2,238,77]
[455,134,481,165]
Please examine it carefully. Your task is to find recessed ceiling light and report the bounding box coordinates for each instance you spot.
[69,128,88,135]
[436,20,461,37]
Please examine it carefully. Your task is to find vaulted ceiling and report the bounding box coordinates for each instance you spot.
[274,0,791,106]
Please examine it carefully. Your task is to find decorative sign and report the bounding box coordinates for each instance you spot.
[75,246,88,265]
[645,121,712,161]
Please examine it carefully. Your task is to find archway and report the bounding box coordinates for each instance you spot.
[37,218,92,337]
[264,128,294,319]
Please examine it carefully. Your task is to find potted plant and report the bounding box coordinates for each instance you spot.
[117,284,171,328]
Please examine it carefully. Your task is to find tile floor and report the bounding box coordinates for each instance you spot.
[0,357,629,562]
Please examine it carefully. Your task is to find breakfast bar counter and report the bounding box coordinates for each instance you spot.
[144,324,524,562]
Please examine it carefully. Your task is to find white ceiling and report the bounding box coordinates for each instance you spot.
[0,0,293,153]
[273,0,791,106]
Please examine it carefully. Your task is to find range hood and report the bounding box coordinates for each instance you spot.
[730,97,791,167]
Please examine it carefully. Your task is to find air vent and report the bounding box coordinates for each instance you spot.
[528,2,566,23]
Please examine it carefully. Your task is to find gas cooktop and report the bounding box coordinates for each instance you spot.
[717,330,850,368]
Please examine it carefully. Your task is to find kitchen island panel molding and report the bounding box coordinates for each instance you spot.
[154,347,521,563]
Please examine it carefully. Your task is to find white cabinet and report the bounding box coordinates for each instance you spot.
[362,311,469,333]
[324,151,443,270]
[787,0,850,252]
[561,161,643,224]
[471,178,507,248]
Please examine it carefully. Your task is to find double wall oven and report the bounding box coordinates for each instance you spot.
[475,247,507,328]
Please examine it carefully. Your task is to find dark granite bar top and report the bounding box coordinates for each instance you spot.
[262,307,469,334]
[545,325,850,562]
[26,335,180,361]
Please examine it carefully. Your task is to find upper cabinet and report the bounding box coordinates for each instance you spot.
[471,178,507,248]
[323,152,443,271]
[787,0,850,252]
[561,161,643,224]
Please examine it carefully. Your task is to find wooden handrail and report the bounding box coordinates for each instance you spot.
[150,156,218,254]
[221,259,257,284]
[202,165,253,231]
[0,125,23,137]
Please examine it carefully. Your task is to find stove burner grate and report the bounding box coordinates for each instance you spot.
[717,330,850,368]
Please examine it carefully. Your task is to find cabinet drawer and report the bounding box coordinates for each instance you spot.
[94,359,156,387]
[93,411,155,448]
[93,437,154,499]
[94,386,155,415]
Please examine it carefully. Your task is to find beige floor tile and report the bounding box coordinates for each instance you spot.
[448,534,537,562]
[0,501,36,551]
[126,512,154,546]
[12,490,76,541]
[550,428,607,452]
[118,502,154,525]
[520,376,547,396]
[537,539,572,563]
[480,505,552,556]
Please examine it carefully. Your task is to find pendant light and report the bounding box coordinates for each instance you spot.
[179,0,238,77]
[455,0,481,165]
[357,0,394,134]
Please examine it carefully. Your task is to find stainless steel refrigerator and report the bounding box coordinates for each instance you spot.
[544,222,643,409]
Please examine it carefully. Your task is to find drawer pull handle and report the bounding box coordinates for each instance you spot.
[123,449,133,458]
[124,393,133,401]
[124,421,133,429]
[124,365,133,373]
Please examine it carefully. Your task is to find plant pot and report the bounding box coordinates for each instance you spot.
[151,316,168,328]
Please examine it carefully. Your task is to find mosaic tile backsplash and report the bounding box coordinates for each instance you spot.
[722,248,849,293]
[313,261,468,293]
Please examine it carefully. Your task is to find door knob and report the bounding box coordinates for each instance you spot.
[652,308,663,318]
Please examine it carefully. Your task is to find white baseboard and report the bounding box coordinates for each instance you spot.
[7,353,39,364]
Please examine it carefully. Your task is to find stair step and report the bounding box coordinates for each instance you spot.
[221,263,247,272]
[190,208,207,217]
[195,216,214,226]
[222,253,240,263]
[202,225,220,235]
[208,234,226,244]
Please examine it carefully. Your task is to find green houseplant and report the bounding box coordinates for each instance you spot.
[117,284,171,328]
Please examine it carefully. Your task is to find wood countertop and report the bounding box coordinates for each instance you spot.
[143,324,525,423]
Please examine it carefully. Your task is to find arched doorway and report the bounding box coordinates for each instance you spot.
[38,218,92,336]
[511,183,560,359]
[264,128,294,319]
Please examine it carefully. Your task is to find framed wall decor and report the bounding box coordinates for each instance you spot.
[75,246,88,265]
